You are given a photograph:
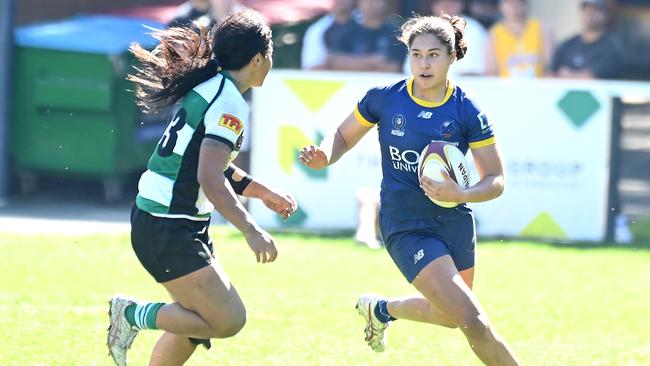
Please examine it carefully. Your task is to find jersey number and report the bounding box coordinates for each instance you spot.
[158,109,187,157]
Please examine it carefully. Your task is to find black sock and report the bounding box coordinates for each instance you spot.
[374,299,397,323]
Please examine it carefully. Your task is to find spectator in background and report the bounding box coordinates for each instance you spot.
[355,186,382,249]
[203,0,245,26]
[325,0,406,72]
[400,0,422,18]
[551,0,623,79]
[301,0,359,70]
[467,0,499,30]
[167,0,210,27]
[485,0,553,78]
[168,0,243,28]
[430,0,487,77]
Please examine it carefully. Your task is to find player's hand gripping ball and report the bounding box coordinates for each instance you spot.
[417,141,471,208]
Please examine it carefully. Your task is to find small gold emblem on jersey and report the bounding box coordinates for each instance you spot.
[218,114,243,134]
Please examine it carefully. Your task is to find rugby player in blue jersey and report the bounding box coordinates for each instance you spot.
[300,14,519,366]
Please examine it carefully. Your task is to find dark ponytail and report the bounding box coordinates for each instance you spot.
[399,14,469,60]
[128,9,272,113]
[448,15,467,61]
[128,24,216,113]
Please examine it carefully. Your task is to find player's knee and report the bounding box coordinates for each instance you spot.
[214,319,246,338]
[208,309,247,338]
[458,314,491,340]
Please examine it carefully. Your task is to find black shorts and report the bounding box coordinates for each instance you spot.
[131,206,214,283]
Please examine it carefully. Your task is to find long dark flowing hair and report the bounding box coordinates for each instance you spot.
[128,9,272,113]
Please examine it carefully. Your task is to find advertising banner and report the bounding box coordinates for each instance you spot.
[250,71,613,241]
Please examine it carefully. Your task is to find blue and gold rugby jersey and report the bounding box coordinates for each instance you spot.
[354,78,495,220]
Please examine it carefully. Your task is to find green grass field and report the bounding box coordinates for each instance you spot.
[1,229,649,366]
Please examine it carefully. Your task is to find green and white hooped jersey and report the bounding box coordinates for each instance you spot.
[136,72,247,220]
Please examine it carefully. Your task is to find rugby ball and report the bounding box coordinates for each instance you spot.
[417,141,471,208]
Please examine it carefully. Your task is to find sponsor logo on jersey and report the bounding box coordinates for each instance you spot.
[391,114,406,136]
[219,114,243,134]
[389,145,419,173]
[417,111,433,119]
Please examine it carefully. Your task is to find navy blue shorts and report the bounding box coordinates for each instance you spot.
[379,212,476,283]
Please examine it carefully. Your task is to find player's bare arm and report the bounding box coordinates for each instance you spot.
[300,112,371,169]
[420,144,504,204]
[229,164,297,219]
[198,138,277,263]
[465,144,505,202]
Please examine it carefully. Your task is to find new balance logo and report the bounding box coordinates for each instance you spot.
[417,111,432,119]
[413,249,425,264]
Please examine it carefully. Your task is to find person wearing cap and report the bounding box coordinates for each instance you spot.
[551,0,623,79]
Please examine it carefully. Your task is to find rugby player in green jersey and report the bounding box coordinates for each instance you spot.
[107,9,297,366]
